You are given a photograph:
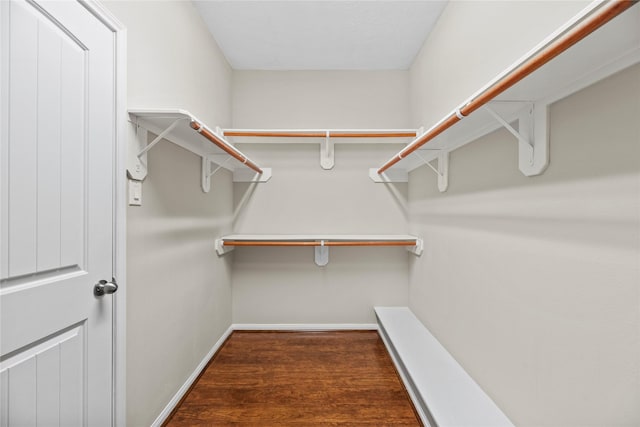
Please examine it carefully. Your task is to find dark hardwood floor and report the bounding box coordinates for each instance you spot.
[164,330,421,426]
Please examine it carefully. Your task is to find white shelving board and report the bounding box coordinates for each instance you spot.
[130,109,237,169]
[394,2,640,173]
[219,234,420,242]
[215,234,423,266]
[128,109,271,189]
[376,307,514,427]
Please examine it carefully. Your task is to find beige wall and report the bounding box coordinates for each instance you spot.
[231,71,412,324]
[408,1,640,424]
[102,2,234,426]
[410,0,589,126]
[102,1,639,424]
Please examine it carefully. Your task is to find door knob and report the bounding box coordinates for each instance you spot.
[94,278,118,296]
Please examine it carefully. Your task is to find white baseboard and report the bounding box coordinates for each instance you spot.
[151,325,234,427]
[232,323,378,331]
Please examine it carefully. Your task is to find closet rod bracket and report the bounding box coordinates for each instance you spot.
[406,238,424,256]
[202,155,231,193]
[128,119,148,181]
[215,238,235,255]
[315,242,329,267]
[128,117,190,181]
[485,101,549,176]
[320,131,335,169]
[413,150,449,192]
[202,159,272,193]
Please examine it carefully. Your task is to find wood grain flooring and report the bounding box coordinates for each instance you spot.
[164,331,421,426]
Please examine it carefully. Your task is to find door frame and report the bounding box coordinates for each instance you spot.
[77,1,127,426]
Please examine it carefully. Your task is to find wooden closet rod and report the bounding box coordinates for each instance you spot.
[223,240,417,247]
[223,130,417,138]
[377,0,637,174]
[190,121,263,174]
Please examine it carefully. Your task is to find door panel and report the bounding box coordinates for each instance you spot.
[5,0,38,278]
[0,324,84,427]
[3,0,87,280]
[0,1,116,425]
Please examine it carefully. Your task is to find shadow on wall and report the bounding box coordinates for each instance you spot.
[140,136,234,220]
[410,65,640,200]
[381,182,409,221]
[231,143,410,234]
[407,65,640,426]
[408,65,640,253]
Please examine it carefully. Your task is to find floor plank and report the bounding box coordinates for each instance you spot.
[165,331,421,426]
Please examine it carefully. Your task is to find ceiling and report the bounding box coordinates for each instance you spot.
[193,1,448,71]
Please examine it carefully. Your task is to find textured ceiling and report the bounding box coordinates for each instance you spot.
[193,1,448,70]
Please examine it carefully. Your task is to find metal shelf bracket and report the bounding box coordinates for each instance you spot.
[315,241,329,266]
[215,239,234,255]
[414,150,449,192]
[484,102,549,176]
[201,156,231,193]
[202,158,272,193]
[406,238,424,256]
[320,131,335,169]
[127,117,189,181]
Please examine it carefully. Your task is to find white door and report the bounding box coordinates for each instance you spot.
[0,1,116,425]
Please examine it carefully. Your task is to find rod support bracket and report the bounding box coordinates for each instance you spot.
[315,242,329,266]
[320,131,335,169]
[127,119,149,181]
[215,239,235,256]
[485,102,549,176]
[436,152,449,192]
[413,150,449,192]
[406,238,424,256]
[201,154,236,193]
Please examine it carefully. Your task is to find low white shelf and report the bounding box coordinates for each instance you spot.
[215,234,423,266]
[375,307,514,427]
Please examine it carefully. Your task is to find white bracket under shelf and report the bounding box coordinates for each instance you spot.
[315,244,329,267]
[128,117,191,181]
[484,101,549,176]
[406,239,423,256]
[201,158,272,192]
[415,150,449,192]
[320,131,335,170]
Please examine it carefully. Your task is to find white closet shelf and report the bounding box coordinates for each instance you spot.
[215,234,423,266]
[127,109,271,192]
[222,128,418,142]
[373,0,640,191]
[222,128,418,170]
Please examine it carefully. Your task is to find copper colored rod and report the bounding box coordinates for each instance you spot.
[330,133,417,138]
[321,241,417,247]
[223,241,417,247]
[226,132,325,138]
[223,131,417,138]
[378,115,460,173]
[377,0,637,174]
[190,121,263,174]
